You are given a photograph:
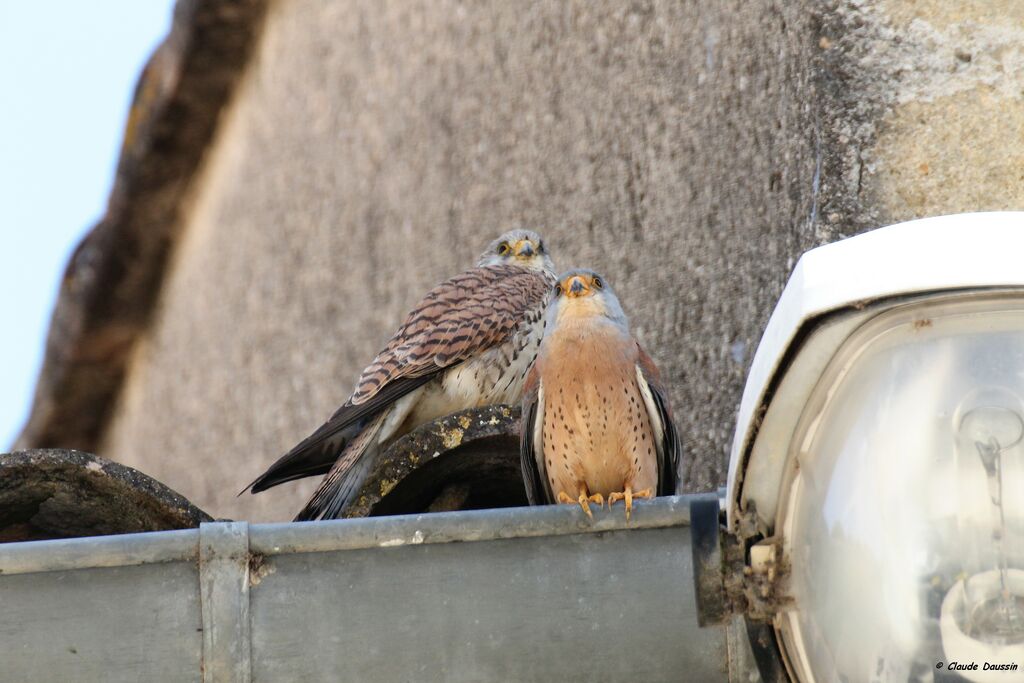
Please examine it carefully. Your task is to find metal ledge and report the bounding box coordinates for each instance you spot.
[0,527,197,576]
[1,494,711,575]
[254,492,703,553]
[0,494,729,682]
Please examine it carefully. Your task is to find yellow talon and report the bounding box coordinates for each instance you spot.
[556,488,603,519]
[608,487,654,521]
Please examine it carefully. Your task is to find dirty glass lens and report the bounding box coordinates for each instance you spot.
[779,297,1024,683]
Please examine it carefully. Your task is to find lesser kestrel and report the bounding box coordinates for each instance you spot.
[246,230,557,520]
[520,269,681,519]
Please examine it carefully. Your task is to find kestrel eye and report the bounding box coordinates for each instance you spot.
[554,284,563,296]
[537,241,545,254]
[497,242,511,256]
[593,277,603,289]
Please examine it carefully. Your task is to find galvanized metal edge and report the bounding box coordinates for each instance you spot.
[0,527,198,576]
[0,494,719,576]
[249,495,710,556]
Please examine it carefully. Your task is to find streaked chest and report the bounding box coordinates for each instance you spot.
[412,301,548,422]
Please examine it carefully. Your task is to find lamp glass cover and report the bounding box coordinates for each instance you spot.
[778,295,1024,683]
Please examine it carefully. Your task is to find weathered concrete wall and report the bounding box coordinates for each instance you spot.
[818,0,1024,230]
[99,0,1023,522]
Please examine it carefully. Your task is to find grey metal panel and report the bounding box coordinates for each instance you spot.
[0,495,735,682]
[0,561,202,683]
[200,522,252,683]
[249,525,727,683]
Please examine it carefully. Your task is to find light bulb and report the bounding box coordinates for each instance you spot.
[953,388,1024,645]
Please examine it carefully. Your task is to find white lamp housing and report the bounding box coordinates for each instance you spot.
[726,212,1024,682]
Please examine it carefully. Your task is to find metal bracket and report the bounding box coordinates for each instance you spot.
[691,497,792,626]
[690,500,794,680]
[199,522,252,683]
[690,496,727,626]
[742,538,791,622]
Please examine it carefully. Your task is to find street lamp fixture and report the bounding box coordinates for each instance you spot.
[693,212,1024,682]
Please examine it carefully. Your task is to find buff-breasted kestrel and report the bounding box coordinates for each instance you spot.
[520,269,681,519]
[246,230,557,520]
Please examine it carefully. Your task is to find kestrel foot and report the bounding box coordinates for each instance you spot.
[608,487,654,521]
[557,488,603,519]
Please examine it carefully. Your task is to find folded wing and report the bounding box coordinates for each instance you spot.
[246,264,552,497]
[635,344,682,496]
[519,367,551,505]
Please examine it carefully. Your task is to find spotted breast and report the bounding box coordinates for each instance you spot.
[520,269,681,520]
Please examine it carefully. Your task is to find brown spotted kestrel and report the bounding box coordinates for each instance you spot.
[246,230,556,520]
[520,269,681,519]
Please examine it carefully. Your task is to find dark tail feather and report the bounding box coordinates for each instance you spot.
[293,413,387,521]
[241,420,367,496]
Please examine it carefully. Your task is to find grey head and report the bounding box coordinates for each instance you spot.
[545,268,629,330]
[476,229,556,276]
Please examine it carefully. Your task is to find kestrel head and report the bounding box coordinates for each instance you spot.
[477,229,555,275]
[547,269,628,328]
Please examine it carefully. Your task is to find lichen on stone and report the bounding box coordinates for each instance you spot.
[439,427,465,450]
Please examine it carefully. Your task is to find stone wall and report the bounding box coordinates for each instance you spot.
[95,0,1023,522]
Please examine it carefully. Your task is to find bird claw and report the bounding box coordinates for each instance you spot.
[556,489,604,519]
[607,487,654,521]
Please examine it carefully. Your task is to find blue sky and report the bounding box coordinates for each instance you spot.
[0,1,175,449]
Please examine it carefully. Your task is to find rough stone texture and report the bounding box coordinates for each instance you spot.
[813,0,1024,232]
[871,89,1024,218]
[0,450,211,542]
[347,405,523,519]
[24,0,1016,523]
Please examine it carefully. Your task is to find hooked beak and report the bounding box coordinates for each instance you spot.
[568,276,586,296]
[515,240,535,258]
